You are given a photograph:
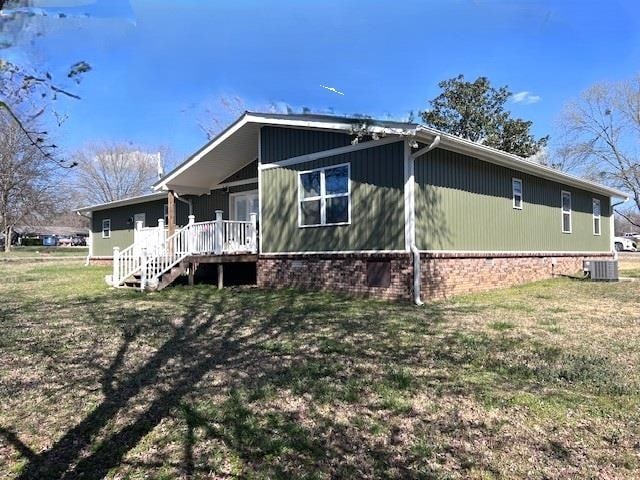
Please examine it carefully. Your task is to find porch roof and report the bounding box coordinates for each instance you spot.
[153,112,415,195]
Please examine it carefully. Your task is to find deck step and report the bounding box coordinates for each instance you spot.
[154,261,188,291]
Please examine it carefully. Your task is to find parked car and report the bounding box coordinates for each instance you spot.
[71,235,87,246]
[42,235,58,247]
[58,236,74,246]
[614,236,638,252]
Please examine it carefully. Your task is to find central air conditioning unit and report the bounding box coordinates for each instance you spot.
[583,260,618,281]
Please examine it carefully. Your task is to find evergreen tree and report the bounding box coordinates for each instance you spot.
[421,75,548,157]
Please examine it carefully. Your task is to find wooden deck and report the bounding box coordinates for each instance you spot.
[186,253,258,264]
[184,253,258,289]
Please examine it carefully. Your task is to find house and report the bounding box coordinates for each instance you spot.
[77,112,628,302]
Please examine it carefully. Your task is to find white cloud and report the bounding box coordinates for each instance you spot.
[512,91,541,104]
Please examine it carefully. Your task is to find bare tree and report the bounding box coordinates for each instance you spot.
[0,110,58,251]
[559,77,640,227]
[197,95,247,140]
[73,144,164,205]
[1,1,91,166]
[196,95,306,140]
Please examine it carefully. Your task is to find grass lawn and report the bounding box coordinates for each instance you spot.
[0,246,88,259]
[619,253,640,278]
[0,260,639,479]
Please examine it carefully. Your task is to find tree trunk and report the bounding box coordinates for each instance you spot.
[4,225,11,253]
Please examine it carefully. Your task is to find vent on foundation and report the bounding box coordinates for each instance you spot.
[367,260,391,288]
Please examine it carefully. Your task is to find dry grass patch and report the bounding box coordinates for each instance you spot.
[0,260,639,479]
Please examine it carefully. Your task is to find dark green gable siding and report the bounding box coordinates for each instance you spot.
[415,148,611,251]
[260,140,405,252]
[222,159,257,183]
[190,183,257,221]
[261,126,352,164]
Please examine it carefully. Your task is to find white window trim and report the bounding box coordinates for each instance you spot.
[512,177,523,210]
[298,162,351,228]
[102,219,111,239]
[592,198,601,236]
[561,190,572,234]
[163,204,169,225]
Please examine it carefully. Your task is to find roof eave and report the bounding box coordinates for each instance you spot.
[415,127,628,200]
[153,112,420,191]
[76,192,167,214]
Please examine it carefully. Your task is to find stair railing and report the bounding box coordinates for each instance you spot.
[141,215,194,289]
[112,218,167,287]
[112,243,141,287]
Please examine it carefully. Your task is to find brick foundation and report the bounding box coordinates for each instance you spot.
[420,252,612,300]
[257,253,412,300]
[257,252,614,301]
[88,256,113,266]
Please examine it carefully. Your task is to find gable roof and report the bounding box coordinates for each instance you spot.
[76,192,166,214]
[154,111,628,200]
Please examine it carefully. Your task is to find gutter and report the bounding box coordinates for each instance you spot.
[174,192,193,216]
[407,135,441,305]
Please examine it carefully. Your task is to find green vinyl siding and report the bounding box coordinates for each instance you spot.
[415,148,611,251]
[90,182,257,256]
[91,200,186,257]
[261,140,405,252]
[261,126,352,164]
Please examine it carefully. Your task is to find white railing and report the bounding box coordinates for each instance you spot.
[112,210,257,290]
[141,221,192,289]
[134,220,167,256]
[112,243,141,287]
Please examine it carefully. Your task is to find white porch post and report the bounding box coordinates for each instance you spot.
[250,212,257,253]
[214,210,223,254]
[140,247,147,291]
[157,219,165,255]
[188,214,195,254]
[112,246,120,286]
[134,220,143,250]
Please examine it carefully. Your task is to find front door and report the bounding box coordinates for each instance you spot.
[230,191,258,221]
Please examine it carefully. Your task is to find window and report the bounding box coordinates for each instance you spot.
[230,191,258,221]
[102,219,111,239]
[512,178,523,209]
[163,204,168,225]
[593,198,601,235]
[299,164,350,227]
[561,190,572,233]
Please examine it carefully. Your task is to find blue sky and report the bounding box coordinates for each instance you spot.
[9,0,640,166]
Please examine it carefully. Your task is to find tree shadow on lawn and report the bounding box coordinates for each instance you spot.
[0,287,635,479]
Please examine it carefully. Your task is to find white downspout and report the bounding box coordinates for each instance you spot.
[407,135,441,305]
[77,211,93,266]
[174,192,193,217]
